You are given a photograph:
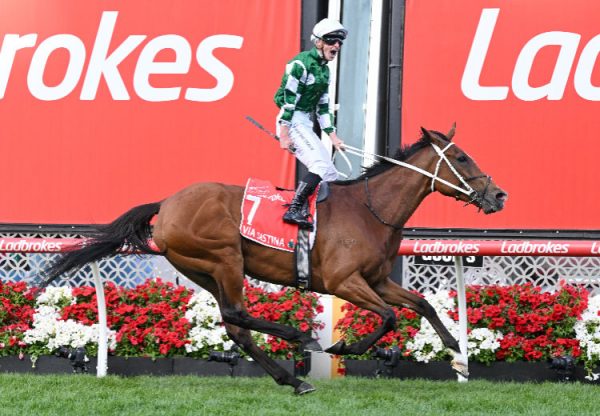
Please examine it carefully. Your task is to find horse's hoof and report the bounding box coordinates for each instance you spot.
[451,359,469,378]
[303,340,323,352]
[294,382,316,395]
[324,340,346,355]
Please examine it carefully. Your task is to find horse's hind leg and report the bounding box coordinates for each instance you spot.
[224,324,315,395]
[168,251,321,351]
[375,278,468,377]
[214,261,321,352]
[169,265,315,394]
[171,266,313,394]
[218,285,322,352]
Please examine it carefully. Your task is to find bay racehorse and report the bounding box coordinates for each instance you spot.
[41,126,507,394]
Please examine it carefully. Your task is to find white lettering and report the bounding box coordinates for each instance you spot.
[462,8,600,101]
[413,241,481,255]
[185,34,244,102]
[0,11,243,102]
[0,34,37,98]
[134,35,191,102]
[461,8,509,100]
[255,231,284,248]
[574,34,600,100]
[241,225,256,238]
[245,194,261,225]
[512,32,579,101]
[81,11,146,100]
[500,241,569,254]
[28,34,86,100]
[0,239,64,252]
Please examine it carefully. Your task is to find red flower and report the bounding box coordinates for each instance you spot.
[335,283,589,365]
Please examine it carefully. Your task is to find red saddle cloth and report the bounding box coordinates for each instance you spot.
[240,178,318,252]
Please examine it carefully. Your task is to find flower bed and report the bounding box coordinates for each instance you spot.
[0,278,323,368]
[335,283,600,379]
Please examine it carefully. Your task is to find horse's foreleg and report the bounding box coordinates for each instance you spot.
[224,324,314,395]
[325,272,397,356]
[375,278,468,377]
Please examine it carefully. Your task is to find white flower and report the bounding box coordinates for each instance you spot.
[36,286,75,307]
[407,291,460,363]
[185,291,222,327]
[468,328,502,359]
[406,291,502,363]
[575,294,600,366]
[184,290,234,353]
[24,287,116,352]
[24,285,237,357]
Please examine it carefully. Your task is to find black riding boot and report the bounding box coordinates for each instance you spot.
[283,182,315,230]
[283,173,321,230]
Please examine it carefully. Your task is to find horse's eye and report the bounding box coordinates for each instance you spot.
[457,155,468,163]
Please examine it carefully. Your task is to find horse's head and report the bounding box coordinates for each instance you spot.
[420,125,507,214]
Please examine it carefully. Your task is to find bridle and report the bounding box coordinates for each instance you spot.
[342,142,491,230]
[429,142,491,209]
[243,115,492,229]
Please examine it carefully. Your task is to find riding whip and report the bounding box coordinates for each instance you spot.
[245,115,353,178]
[245,116,283,143]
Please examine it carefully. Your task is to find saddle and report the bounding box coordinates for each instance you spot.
[316,182,330,203]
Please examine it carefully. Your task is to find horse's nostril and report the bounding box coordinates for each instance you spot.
[496,192,508,201]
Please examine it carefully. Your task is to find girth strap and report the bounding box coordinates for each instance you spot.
[294,228,312,290]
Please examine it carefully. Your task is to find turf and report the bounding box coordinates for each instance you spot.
[0,374,597,416]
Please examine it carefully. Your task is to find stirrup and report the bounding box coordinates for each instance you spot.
[288,219,313,231]
[283,212,313,231]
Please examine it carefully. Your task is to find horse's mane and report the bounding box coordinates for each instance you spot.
[333,130,449,186]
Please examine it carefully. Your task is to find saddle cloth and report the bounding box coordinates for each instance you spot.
[240,178,318,252]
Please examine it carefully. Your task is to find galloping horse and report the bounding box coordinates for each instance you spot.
[42,126,507,394]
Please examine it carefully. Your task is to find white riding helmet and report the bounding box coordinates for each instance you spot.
[310,18,348,44]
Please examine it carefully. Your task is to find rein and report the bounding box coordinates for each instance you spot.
[243,116,490,227]
[343,143,479,197]
[364,177,403,231]
[343,143,490,229]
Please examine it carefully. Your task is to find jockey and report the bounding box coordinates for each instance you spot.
[274,18,347,231]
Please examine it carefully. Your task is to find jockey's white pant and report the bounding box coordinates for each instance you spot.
[276,111,338,182]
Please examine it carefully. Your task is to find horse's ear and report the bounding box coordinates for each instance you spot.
[447,122,456,141]
[420,127,433,142]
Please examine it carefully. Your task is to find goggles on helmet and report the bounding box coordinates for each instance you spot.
[321,30,345,46]
[321,35,344,46]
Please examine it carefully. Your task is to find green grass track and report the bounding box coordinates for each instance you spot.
[0,374,597,416]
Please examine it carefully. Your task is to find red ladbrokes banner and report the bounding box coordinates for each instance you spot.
[403,0,600,230]
[0,0,298,223]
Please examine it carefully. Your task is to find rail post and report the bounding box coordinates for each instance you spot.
[91,261,108,378]
[454,256,468,382]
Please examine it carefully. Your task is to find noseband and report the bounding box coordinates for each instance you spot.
[430,143,491,210]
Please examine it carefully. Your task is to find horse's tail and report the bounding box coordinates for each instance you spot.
[40,202,162,288]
